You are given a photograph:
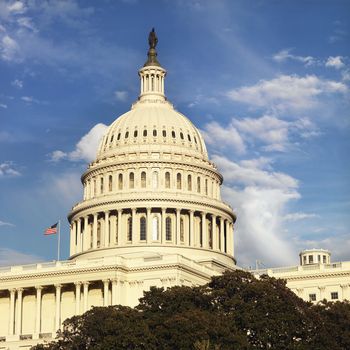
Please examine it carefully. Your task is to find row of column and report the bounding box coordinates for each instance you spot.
[70,208,234,257]
[6,280,124,337]
[140,70,165,95]
[295,284,350,301]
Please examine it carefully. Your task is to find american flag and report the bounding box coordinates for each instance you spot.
[44,222,58,235]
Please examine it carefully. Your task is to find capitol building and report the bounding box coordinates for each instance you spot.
[0,30,349,350]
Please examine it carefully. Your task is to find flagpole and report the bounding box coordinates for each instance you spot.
[57,220,61,261]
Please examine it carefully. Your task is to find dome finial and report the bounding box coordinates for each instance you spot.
[144,27,161,67]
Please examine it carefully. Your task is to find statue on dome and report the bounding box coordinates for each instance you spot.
[148,28,158,49]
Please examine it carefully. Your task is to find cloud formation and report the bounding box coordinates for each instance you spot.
[51,123,107,162]
[114,90,128,102]
[227,75,347,112]
[273,49,315,66]
[325,56,345,69]
[0,220,14,227]
[0,248,42,267]
[0,162,21,177]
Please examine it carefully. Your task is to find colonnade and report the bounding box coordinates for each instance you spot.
[139,68,166,95]
[70,207,234,257]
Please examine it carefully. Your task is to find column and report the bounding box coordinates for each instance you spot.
[117,210,122,245]
[146,208,152,243]
[70,221,76,256]
[103,280,109,307]
[15,288,23,336]
[131,208,137,244]
[212,214,217,250]
[226,221,233,256]
[77,218,82,253]
[110,214,116,246]
[75,282,81,315]
[83,282,89,312]
[341,284,349,301]
[189,211,194,247]
[83,216,89,251]
[318,286,326,300]
[93,214,98,249]
[297,288,304,300]
[176,209,181,245]
[35,286,42,335]
[161,208,166,243]
[55,284,61,331]
[220,218,225,252]
[141,75,144,93]
[8,289,15,336]
[104,211,110,247]
[111,279,118,305]
[201,212,207,248]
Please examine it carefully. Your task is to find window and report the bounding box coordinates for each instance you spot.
[118,174,123,190]
[125,131,129,139]
[127,217,132,241]
[177,173,182,189]
[323,255,327,263]
[165,172,170,189]
[117,133,121,140]
[172,130,176,138]
[303,256,307,264]
[152,217,159,241]
[309,293,316,302]
[153,129,157,137]
[108,175,113,191]
[331,292,338,300]
[115,217,118,243]
[205,179,208,195]
[162,130,166,137]
[309,255,314,264]
[180,218,184,242]
[318,254,321,263]
[97,221,101,247]
[140,217,146,240]
[166,217,172,240]
[187,134,191,141]
[134,130,138,137]
[194,136,197,144]
[93,179,96,197]
[100,177,104,194]
[152,171,158,189]
[180,132,184,140]
[110,135,114,143]
[141,171,146,188]
[187,175,192,191]
[143,129,147,137]
[208,221,212,248]
[197,176,201,193]
[129,172,134,189]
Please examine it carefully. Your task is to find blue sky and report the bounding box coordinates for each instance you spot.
[0,0,349,268]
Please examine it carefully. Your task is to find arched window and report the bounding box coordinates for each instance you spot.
[205,179,208,195]
[100,177,104,194]
[152,171,158,189]
[125,131,129,139]
[180,217,184,242]
[165,172,170,189]
[118,174,123,190]
[143,129,147,137]
[180,132,184,140]
[152,216,159,241]
[97,221,101,247]
[187,134,191,141]
[140,217,146,241]
[134,130,138,137]
[117,133,121,140]
[197,176,201,193]
[194,136,197,144]
[177,173,182,189]
[127,216,132,241]
[166,217,172,241]
[153,129,157,137]
[129,172,134,189]
[110,135,114,144]
[208,221,212,249]
[141,171,146,188]
[187,175,192,191]
[162,130,166,137]
[172,130,176,138]
[108,175,113,191]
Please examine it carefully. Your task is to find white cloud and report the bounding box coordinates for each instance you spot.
[0,34,20,61]
[114,90,128,102]
[325,56,345,69]
[21,96,46,104]
[0,248,42,267]
[7,1,26,14]
[273,49,315,66]
[227,75,348,112]
[283,212,318,222]
[0,162,21,177]
[17,16,37,31]
[51,123,108,162]
[11,78,23,88]
[342,70,350,81]
[0,103,8,108]
[201,121,246,154]
[0,220,14,227]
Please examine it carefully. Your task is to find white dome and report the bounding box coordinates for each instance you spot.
[97,100,208,161]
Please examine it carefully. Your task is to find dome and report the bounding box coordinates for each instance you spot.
[97,101,208,161]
